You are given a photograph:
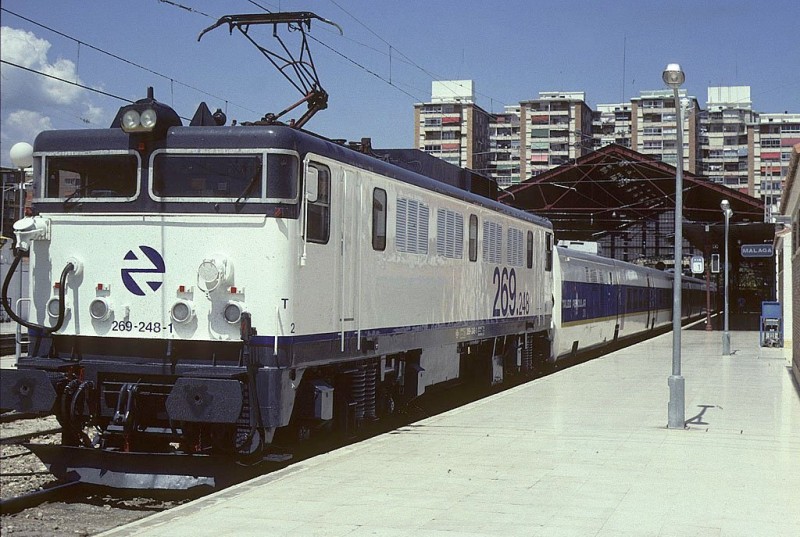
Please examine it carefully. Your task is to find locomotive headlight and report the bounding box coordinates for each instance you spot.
[197,255,231,292]
[140,108,158,129]
[46,297,69,318]
[171,300,195,324]
[223,301,244,324]
[112,88,181,137]
[121,110,141,131]
[120,108,158,132]
[89,298,113,321]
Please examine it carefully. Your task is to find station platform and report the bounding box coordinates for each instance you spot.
[86,328,800,535]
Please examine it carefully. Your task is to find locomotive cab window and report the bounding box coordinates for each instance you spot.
[305,163,330,244]
[150,151,298,203]
[372,188,387,251]
[39,153,139,202]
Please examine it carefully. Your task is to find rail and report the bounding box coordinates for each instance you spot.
[0,481,82,515]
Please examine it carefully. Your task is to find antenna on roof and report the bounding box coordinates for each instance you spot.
[198,12,342,129]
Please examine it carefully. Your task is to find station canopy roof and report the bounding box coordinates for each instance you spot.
[498,144,769,248]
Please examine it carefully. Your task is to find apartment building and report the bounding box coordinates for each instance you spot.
[488,105,521,188]
[700,86,755,193]
[630,89,701,174]
[520,92,593,180]
[413,81,797,202]
[413,80,491,174]
[751,112,800,217]
[592,103,632,150]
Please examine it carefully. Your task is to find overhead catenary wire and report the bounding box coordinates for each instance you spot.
[0,59,134,105]
[324,0,511,109]
[1,60,194,122]
[1,7,259,116]
[243,0,505,107]
[239,0,425,102]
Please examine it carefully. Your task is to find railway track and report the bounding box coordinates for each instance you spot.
[0,481,82,515]
[0,412,41,424]
[0,427,62,446]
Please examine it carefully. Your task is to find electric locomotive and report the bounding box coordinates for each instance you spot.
[1,90,555,488]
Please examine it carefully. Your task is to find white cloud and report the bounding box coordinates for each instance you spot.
[0,25,50,68]
[1,26,103,166]
[7,109,53,136]
[0,109,52,168]
[0,26,83,109]
[82,103,106,126]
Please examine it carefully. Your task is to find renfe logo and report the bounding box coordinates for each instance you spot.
[121,246,165,296]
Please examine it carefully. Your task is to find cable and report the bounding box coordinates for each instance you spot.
[157,0,212,17]
[240,0,425,102]
[307,34,423,102]
[1,7,259,116]
[0,59,133,104]
[1,60,195,122]
[325,0,511,108]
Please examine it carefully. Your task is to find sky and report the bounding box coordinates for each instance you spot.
[2,0,800,168]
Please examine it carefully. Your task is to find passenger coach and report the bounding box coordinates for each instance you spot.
[552,247,715,360]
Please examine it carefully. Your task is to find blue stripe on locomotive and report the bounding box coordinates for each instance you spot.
[561,281,673,325]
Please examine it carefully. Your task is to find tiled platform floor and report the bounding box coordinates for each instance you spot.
[98,328,800,536]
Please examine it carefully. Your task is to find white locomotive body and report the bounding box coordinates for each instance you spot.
[1,95,555,487]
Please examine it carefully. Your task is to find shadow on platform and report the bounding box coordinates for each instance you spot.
[689,313,760,332]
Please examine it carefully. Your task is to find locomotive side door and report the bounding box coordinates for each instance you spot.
[337,168,360,350]
[299,160,360,350]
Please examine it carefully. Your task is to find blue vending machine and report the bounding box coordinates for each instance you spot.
[759,301,783,347]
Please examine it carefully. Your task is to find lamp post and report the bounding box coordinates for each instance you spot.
[663,63,685,429]
[720,199,733,355]
[9,142,33,359]
[9,142,33,221]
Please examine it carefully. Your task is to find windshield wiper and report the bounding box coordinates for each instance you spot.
[234,170,262,207]
[63,181,100,208]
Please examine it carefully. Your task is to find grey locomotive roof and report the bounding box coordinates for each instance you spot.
[34,125,552,229]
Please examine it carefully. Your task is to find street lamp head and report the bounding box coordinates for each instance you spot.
[9,142,33,169]
[662,63,685,89]
[720,199,730,212]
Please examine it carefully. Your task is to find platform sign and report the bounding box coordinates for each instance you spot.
[690,256,704,274]
[711,253,720,273]
[741,244,773,258]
